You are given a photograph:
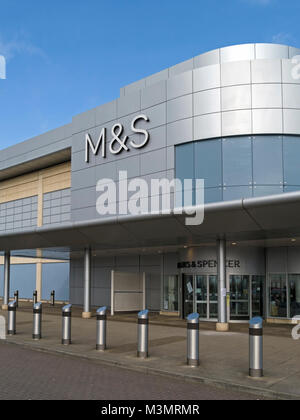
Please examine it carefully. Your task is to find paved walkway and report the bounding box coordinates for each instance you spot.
[0,307,299,400]
[0,342,256,400]
[11,301,294,337]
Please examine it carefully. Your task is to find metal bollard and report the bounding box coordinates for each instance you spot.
[249,317,263,378]
[33,302,42,340]
[33,290,37,305]
[62,304,72,345]
[7,301,17,335]
[14,291,19,308]
[96,306,107,351]
[137,309,149,359]
[187,313,200,367]
[50,290,55,306]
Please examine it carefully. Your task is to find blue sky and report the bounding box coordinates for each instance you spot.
[0,0,299,149]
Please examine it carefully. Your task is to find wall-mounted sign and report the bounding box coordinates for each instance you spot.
[177,260,241,269]
[85,114,150,163]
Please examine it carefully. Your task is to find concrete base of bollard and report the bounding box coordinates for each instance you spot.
[32,334,41,340]
[216,322,230,332]
[2,304,8,310]
[187,358,199,367]
[82,312,92,319]
[249,368,263,378]
[137,351,148,359]
[96,344,106,351]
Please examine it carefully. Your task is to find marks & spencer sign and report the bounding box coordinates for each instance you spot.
[85,114,150,162]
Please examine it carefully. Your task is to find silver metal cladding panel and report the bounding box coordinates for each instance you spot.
[252,84,283,109]
[167,118,193,146]
[283,84,300,108]
[251,59,282,84]
[193,64,221,92]
[255,43,289,60]
[221,60,251,87]
[122,43,293,93]
[167,71,193,101]
[221,85,251,112]
[3,44,300,227]
[141,80,167,110]
[222,110,252,137]
[194,89,221,115]
[252,109,283,134]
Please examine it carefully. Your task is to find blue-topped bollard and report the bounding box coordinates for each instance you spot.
[96,306,107,351]
[137,309,149,358]
[187,313,200,366]
[249,316,263,377]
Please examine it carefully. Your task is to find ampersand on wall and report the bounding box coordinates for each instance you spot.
[109,124,129,155]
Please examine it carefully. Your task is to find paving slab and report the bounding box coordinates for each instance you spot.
[0,308,299,400]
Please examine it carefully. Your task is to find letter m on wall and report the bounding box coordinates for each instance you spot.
[85,128,106,162]
[0,55,6,80]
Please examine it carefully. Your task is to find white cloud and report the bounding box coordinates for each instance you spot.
[0,34,46,62]
[241,0,273,5]
[272,32,296,45]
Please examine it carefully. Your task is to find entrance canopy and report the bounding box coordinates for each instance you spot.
[1,191,300,252]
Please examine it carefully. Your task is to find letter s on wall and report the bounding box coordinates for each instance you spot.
[130,115,150,149]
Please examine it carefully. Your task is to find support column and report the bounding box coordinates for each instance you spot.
[36,262,42,302]
[216,239,229,332]
[82,248,92,319]
[36,249,43,302]
[142,272,146,310]
[2,251,11,310]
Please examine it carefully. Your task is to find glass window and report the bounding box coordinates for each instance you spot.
[283,136,300,186]
[223,186,253,201]
[253,136,283,185]
[284,186,300,193]
[253,185,283,197]
[252,276,265,318]
[205,187,223,204]
[163,275,179,312]
[195,139,222,188]
[175,143,194,184]
[222,136,252,186]
[289,274,300,319]
[269,274,287,318]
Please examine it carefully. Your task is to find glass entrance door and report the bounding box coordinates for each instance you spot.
[183,274,218,320]
[230,275,250,320]
[251,276,264,318]
[230,275,265,320]
[183,275,194,318]
[208,275,218,319]
[195,276,207,318]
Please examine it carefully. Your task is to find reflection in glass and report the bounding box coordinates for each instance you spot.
[175,135,300,205]
[253,136,283,185]
[269,274,287,318]
[163,275,178,312]
[283,136,300,186]
[252,276,264,317]
[209,275,218,319]
[195,139,222,188]
[230,275,250,320]
[183,275,194,318]
[289,274,300,318]
[196,275,207,318]
[222,136,252,186]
